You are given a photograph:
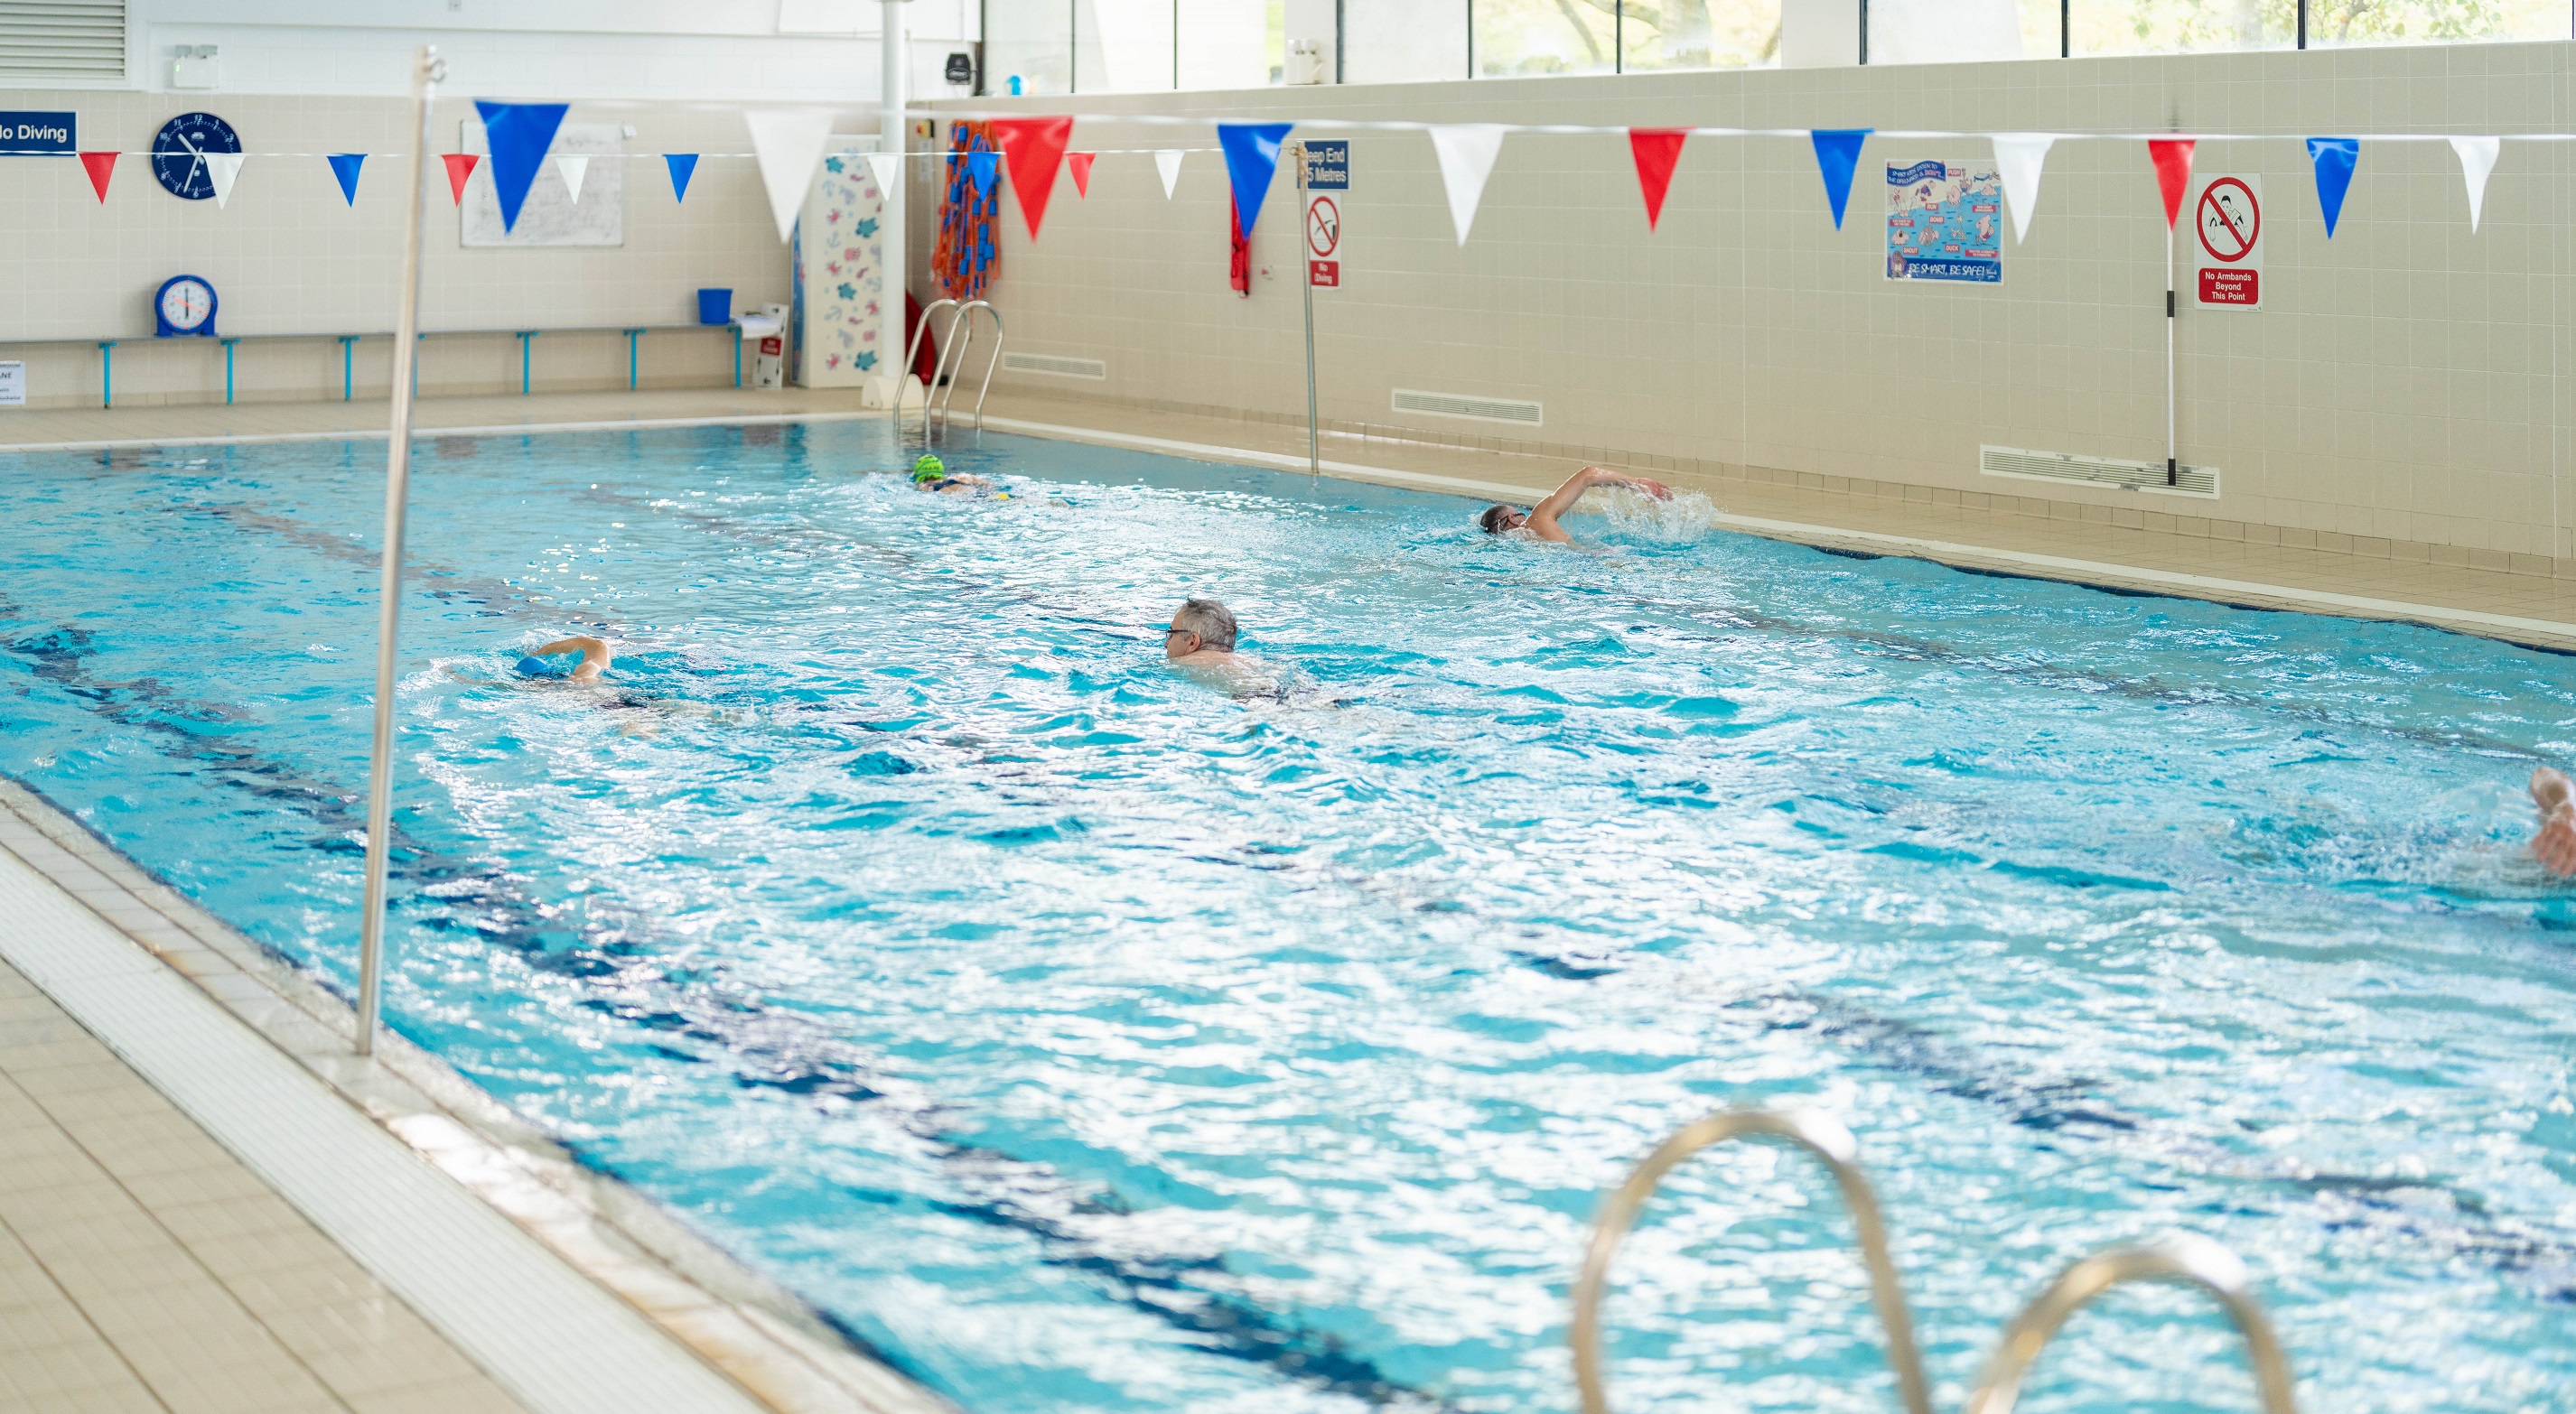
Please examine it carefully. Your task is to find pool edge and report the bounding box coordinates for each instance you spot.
[0,774,954,1414]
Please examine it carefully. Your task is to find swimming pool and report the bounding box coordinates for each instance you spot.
[3,421,2571,1412]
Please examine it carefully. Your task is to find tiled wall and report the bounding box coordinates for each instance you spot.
[0,92,869,407]
[932,41,2576,567]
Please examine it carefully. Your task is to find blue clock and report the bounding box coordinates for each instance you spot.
[155,274,218,337]
[151,111,240,201]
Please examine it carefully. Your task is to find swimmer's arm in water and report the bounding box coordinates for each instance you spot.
[2533,767,2576,877]
[531,636,611,682]
[1523,465,1675,543]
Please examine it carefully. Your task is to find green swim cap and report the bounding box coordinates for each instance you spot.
[910,454,946,483]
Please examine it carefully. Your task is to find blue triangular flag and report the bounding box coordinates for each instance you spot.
[475,99,568,233]
[967,148,999,199]
[326,153,364,206]
[1809,128,1871,229]
[2307,136,2358,238]
[664,153,698,203]
[1218,122,1294,237]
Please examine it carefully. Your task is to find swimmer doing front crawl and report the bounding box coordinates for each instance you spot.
[2531,767,2576,877]
[515,636,611,682]
[1479,464,1673,544]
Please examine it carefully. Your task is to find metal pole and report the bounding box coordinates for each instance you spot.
[1295,144,1318,485]
[1858,0,1870,63]
[2297,0,2308,48]
[356,44,443,1058]
[2060,0,2069,56]
[2165,220,2177,487]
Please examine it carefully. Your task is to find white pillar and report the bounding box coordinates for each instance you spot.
[1779,0,1861,67]
[872,0,912,409]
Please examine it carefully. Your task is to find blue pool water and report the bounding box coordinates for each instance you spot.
[3,421,2573,1412]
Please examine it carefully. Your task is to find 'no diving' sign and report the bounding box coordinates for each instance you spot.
[1307,194,1340,288]
[2192,173,2263,311]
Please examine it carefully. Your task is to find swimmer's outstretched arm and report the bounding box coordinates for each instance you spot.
[1523,465,1675,542]
[533,636,611,682]
[2533,767,2576,877]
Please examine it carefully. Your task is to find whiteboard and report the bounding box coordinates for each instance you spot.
[460,120,625,248]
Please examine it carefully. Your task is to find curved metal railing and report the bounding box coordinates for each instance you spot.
[1569,1108,1933,1414]
[899,298,1004,442]
[1571,1108,2299,1414]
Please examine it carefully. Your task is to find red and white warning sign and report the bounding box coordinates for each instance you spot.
[2191,173,2263,311]
[1306,193,1339,288]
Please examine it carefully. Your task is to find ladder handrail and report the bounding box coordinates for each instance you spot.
[921,302,975,441]
[1964,1235,2298,1414]
[958,301,1003,431]
[1569,1108,1933,1414]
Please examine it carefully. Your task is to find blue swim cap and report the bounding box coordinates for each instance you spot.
[514,655,566,679]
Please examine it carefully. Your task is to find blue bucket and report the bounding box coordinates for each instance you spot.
[695,288,733,325]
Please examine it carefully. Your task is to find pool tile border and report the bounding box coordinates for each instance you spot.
[0,777,950,1414]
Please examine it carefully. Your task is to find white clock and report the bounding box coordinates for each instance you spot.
[155,274,218,337]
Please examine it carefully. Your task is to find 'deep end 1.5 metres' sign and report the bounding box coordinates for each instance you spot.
[0,112,76,155]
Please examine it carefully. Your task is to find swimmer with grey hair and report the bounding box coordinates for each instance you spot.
[2532,767,2576,877]
[1479,464,1674,544]
[1164,598,1280,696]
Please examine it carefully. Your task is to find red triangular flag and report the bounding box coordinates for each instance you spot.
[1629,128,1688,231]
[990,116,1075,240]
[2148,137,2197,229]
[1068,151,1095,198]
[78,151,117,202]
[442,153,480,205]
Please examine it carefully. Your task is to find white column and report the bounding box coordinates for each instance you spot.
[873,0,912,409]
[1779,0,1861,67]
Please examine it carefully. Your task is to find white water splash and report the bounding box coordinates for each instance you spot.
[1582,487,1725,541]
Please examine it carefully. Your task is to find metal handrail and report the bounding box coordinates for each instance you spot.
[1964,1235,2299,1414]
[906,299,1003,440]
[1569,1108,1934,1414]
[898,297,959,432]
[954,300,1003,432]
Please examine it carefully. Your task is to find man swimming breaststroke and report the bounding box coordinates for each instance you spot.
[1163,597,1281,698]
[516,635,611,683]
[1479,464,1675,544]
[2531,767,2576,877]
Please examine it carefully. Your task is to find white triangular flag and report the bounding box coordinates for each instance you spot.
[1154,149,1183,200]
[863,152,901,199]
[744,107,835,242]
[205,152,244,209]
[555,153,589,204]
[1991,134,2053,245]
[1426,125,1507,246]
[2450,135,2499,234]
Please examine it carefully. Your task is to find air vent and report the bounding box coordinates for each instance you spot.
[0,1,126,81]
[1391,387,1544,427]
[1981,445,2218,499]
[999,351,1106,380]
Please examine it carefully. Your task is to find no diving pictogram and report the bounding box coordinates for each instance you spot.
[1307,195,1339,258]
[2198,178,2259,264]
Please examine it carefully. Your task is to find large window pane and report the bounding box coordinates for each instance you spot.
[1473,0,1616,76]
[1345,0,1470,82]
[1178,0,1273,88]
[2073,0,2296,53]
[985,0,1073,94]
[2309,0,2566,46]
[1077,0,1176,91]
[1623,0,1785,70]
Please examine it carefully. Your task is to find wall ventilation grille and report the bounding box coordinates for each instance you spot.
[1391,387,1545,427]
[998,351,1106,380]
[0,1,126,81]
[1981,445,2219,499]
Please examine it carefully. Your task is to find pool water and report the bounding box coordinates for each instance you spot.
[3,422,2572,1412]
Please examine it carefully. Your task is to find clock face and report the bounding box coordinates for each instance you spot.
[160,278,213,330]
[151,112,241,201]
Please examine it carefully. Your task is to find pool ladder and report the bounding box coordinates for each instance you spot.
[900,297,1003,441]
[1571,1108,2298,1414]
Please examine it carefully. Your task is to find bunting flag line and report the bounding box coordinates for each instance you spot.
[1627,127,1687,230]
[205,152,243,209]
[2306,137,2357,237]
[78,151,115,201]
[1809,129,1871,229]
[664,153,698,202]
[1068,151,1095,197]
[2450,135,2499,233]
[744,107,833,243]
[2147,137,2196,228]
[1427,125,1507,246]
[991,115,1075,239]
[327,153,366,206]
[1217,122,1294,235]
[443,153,480,205]
[555,153,590,205]
[1990,134,2052,244]
[1155,148,1184,199]
[862,153,900,200]
[477,100,569,234]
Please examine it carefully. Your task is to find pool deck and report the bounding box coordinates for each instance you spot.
[4,383,2571,650]
[0,779,947,1414]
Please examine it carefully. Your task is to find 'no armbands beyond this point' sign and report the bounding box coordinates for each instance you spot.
[2193,174,2263,310]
